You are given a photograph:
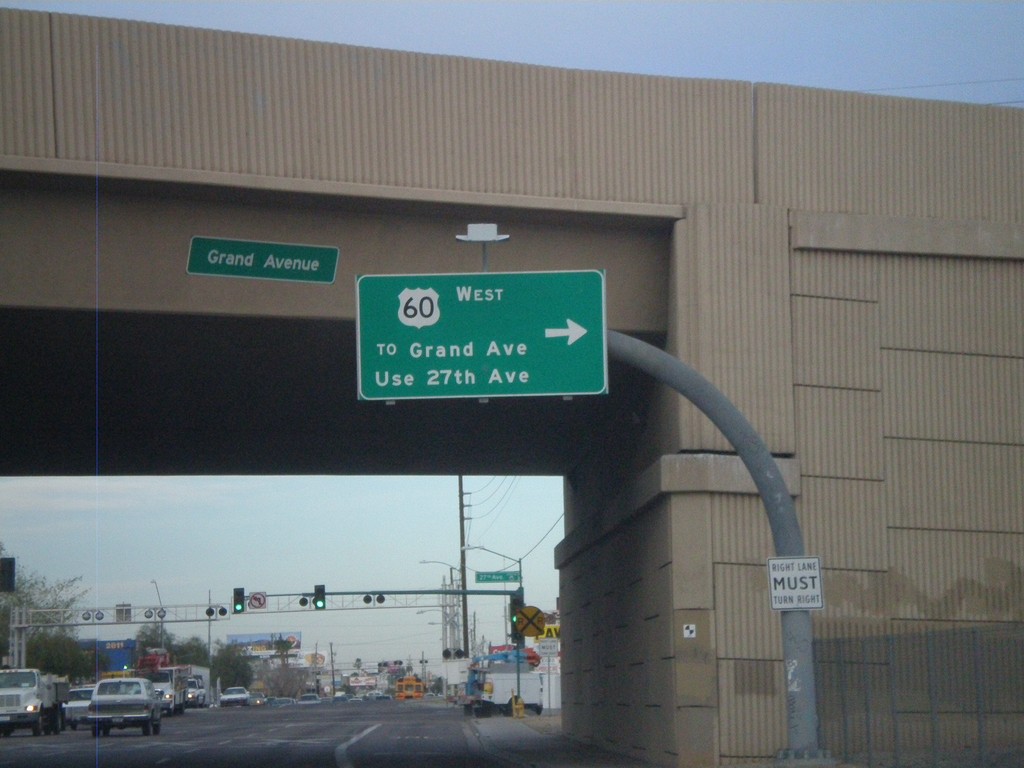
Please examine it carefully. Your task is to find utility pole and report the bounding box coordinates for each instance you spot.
[330,643,336,697]
[458,476,470,655]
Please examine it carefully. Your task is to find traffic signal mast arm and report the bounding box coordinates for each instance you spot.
[269,587,526,613]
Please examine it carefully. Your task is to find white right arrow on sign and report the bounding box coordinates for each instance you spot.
[544,319,587,345]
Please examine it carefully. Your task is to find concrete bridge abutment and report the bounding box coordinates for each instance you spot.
[556,453,801,766]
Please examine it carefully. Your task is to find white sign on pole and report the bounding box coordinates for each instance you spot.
[536,639,559,657]
[767,556,824,611]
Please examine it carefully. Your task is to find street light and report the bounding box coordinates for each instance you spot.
[455,223,509,273]
[150,579,164,648]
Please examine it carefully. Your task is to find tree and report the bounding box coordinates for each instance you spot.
[26,633,93,680]
[135,623,173,654]
[263,662,306,698]
[175,636,210,666]
[211,641,252,690]
[272,635,295,666]
[0,541,89,665]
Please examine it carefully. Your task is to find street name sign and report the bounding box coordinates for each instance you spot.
[188,236,339,284]
[356,270,607,400]
[767,556,825,611]
[475,571,521,584]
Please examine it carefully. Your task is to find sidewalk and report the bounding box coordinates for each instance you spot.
[470,713,865,768]
[470,711,653,768]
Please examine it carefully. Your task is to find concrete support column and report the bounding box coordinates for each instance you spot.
[557,453,800,767]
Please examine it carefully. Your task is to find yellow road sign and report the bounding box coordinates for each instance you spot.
[516,605,546,637]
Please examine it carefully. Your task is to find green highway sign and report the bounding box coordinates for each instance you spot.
[476,571,522,583]
[188,236,339,284]
[356,270,607,400]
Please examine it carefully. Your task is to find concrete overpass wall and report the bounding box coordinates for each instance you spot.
[3,9,1024,766]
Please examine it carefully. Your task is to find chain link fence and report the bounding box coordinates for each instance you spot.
[815,625,1024,768]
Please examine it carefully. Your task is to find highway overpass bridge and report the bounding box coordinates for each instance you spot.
[2,9,1022,766]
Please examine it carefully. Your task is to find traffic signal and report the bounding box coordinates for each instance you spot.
[232,587,245,614]
[509,587,525,643]
[0,558,14,592]
[313,584,326,610]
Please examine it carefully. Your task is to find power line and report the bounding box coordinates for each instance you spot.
[518,513,565,562]
[862,76,1024,94]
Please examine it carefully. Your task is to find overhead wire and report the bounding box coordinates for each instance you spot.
[475,477,520,539]
[464,475,512,513]
[517,513,565,562]
[862,76,1024,94]
[860,76,1024,107]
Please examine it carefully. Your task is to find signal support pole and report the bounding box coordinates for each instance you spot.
[607,331,834,765]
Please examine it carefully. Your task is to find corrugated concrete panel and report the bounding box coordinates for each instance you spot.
[799,477,887,571]
[718,659,786,758]
[886,439,1024,533]
[35,10,756,206]
[792,211,1024,260]
[795,386,884,480]
[816,569,891,619]
[880,256,1024,357]
[47,13,576,194]
[673,610,718,707]
[711,495,773,566]
[790,250,879,302]
[792,296,880,390]
[575,73,753,204]
[889,529,1024,621]
[882,350,1024,443]
[758,84,1024,222]
[714,564,781,659]
[672,204,795,454]
[0,9,54,158]
[629,453,801,513]
[813,617,893,644]
[335,48,575,196]
[669,494,716,610]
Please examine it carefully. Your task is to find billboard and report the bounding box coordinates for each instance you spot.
[226,632,302,658]
[78,639,136,672]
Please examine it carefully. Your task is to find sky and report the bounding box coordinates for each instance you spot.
[2,0,1022,674]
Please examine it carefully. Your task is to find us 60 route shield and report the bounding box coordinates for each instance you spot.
[356,271,607,400]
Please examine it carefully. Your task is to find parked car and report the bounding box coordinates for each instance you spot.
[268,697,295,708]
[220,686,250,707]
[63,686,94,730]
[296,693,322,705]
[87,677,161,736]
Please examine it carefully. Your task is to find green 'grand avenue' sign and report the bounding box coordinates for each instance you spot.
[188,236,338,284]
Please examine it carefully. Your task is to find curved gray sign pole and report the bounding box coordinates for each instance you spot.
[607,330,830,762]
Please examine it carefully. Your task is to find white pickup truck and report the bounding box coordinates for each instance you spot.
[87,677,162,736]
